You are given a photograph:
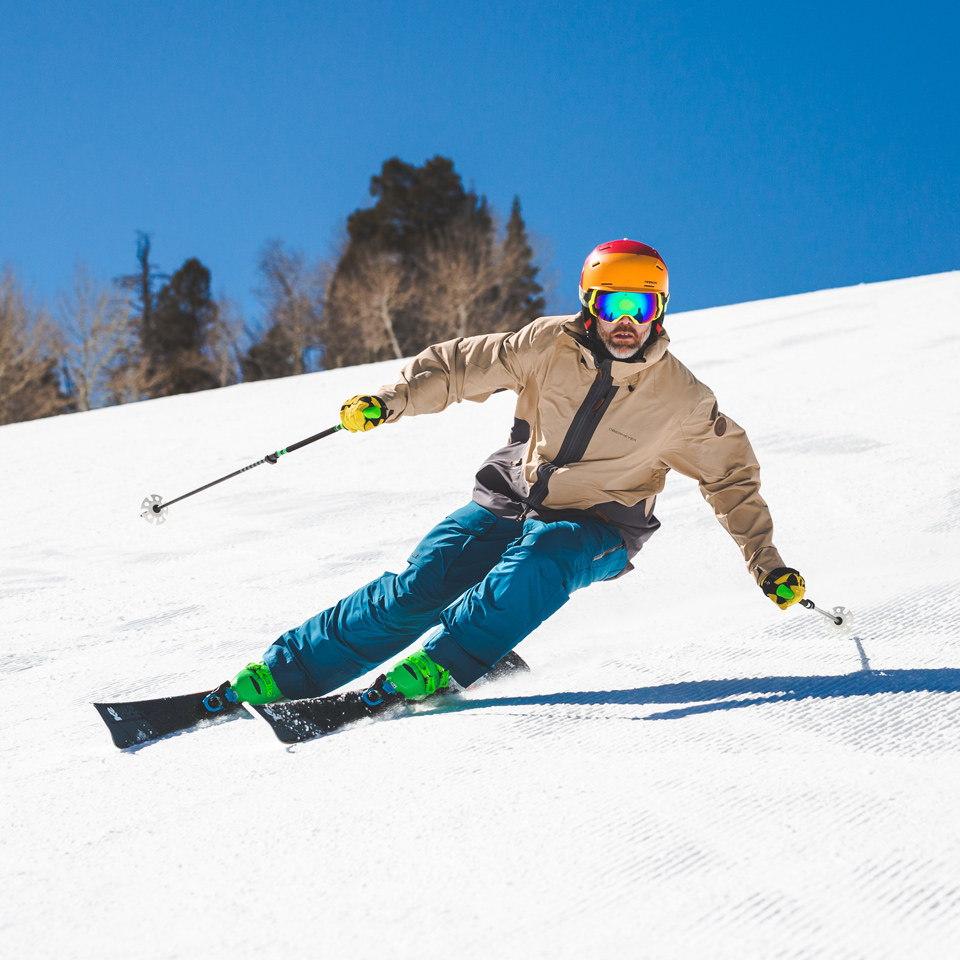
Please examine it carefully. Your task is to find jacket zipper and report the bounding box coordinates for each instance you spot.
[527,359,617,508]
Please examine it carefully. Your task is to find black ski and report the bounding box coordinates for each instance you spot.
[94,652,528,749]
[249,650,530,744]
[94,681,240,749]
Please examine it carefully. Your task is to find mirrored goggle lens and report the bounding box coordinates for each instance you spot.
[590,290,660,325]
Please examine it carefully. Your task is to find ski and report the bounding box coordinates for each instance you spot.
[248,650,530,744]
[94,651,528,749]
[93,681,240,750]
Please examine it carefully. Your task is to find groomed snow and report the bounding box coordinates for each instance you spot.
[2,272,959,959]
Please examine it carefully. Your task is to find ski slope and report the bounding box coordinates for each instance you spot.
[2,272,959,959]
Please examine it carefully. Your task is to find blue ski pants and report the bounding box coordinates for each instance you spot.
[263,501,631,698]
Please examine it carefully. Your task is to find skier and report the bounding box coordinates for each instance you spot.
[229,239,806,706]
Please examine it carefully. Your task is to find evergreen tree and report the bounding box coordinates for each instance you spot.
[111,233,166,403]
[494,197,546,331]
[147,258,219,396]
[344,156,491,258]
[242,322,296,382]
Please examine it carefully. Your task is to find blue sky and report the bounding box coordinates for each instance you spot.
[1,0,957,324]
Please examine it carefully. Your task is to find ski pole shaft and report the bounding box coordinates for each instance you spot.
[775,586,854,636]
[142,404,381,521]
[158,424,343,512]
[799,598,844,625]
[777,586,844,626]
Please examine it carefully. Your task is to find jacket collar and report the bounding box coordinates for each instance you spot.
[559,313,670,383]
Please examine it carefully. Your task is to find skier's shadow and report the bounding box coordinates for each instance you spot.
[449,667,960,721]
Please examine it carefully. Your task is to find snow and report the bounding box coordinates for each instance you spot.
[3,271,960,959]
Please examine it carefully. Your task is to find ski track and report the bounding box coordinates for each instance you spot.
[2,273,960,959]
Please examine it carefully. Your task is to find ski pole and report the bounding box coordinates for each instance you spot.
[140,404,381,524]
[776,586,854,634]
[798,597,844,626]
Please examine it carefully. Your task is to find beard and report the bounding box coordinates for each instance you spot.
[603,340,642,359]
[596,321,653,359]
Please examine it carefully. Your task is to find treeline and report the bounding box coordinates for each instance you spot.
[0,156,545,426]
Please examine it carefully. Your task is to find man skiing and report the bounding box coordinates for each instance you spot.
[229,239,806,707]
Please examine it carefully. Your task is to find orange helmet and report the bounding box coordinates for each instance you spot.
[579,239,669,307]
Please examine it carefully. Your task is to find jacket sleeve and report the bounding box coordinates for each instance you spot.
[662,395,785,584]
[375,325,543,420]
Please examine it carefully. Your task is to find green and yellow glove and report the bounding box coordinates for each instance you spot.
[340,395,386,432]
[760,567,806,609]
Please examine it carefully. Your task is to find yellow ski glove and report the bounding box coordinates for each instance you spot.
[340,395,386,432]
[760,567,806,609]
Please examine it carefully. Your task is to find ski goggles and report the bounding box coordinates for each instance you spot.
[585,290,664,325]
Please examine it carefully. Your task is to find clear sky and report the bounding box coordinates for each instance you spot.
[1,0,957,324]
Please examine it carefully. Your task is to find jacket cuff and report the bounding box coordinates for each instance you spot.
[750,546,786,586]
[374,383,407,422]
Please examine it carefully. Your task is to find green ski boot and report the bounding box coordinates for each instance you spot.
[386,648,451,701]
[230,661,284,704]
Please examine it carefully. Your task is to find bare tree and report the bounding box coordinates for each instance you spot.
[418,219,499,342]
[255,240,325,376]
[425,200,545,338]
[105,349,155,407]
[327,248,415,362]
[207,295,245,388]
[0,267,66,425]
[323,216,542,366]
[57,262,133,411]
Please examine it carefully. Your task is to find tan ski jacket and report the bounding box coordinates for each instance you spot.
[376,314,785,583]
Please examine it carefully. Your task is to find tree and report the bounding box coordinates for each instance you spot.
[0,267,69,425]
[111,232,166,403]
[243,241,325,381]
[492,197,546,332]
[418,216,499,342]
[322,156,495,367]
[57,262,133,411]
[321,248,412,366]
[343,156,491,258]
[147,258,219,396]
[208,295,245,388]
[242,321,295,382]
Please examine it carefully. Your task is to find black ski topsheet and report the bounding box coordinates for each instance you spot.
[93,690,241,749]
[94,650,529,749]
[250,649,530,745]
[249,686,405,744]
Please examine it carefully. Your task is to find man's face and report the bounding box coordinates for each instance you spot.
[596,316,654,359]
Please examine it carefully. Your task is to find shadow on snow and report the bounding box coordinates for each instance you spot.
[449,667,960,721]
